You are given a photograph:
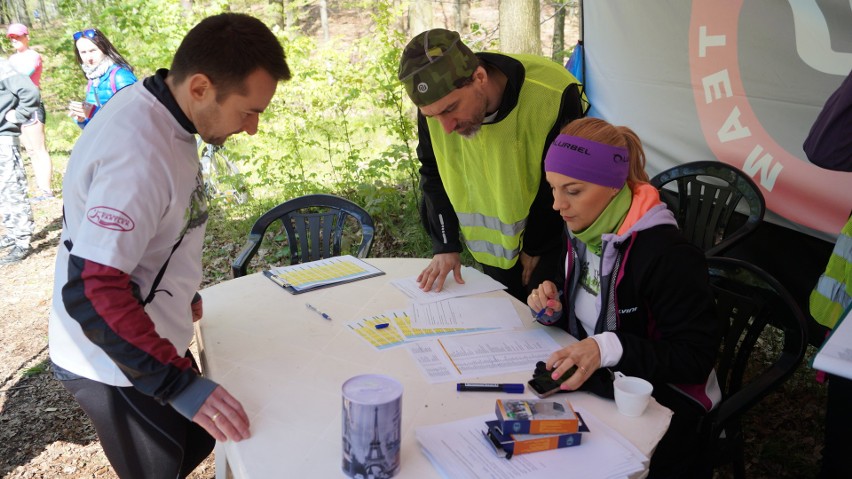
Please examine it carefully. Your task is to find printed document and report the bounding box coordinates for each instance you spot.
[347,310,494,350]
[406,329,561,383]
[813,304,852,380]
[411,297,524,330]
[391,266,506,303]
[264,255,384,294]
[415,407,646,479]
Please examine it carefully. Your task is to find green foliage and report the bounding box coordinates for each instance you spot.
[238,0,426,258]
[33,0,434,275]
[57,0,190,77]
[252,3,418,196]
[22,359,50,378]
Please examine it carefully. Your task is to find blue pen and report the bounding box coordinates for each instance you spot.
[534,306,548,322]
[305,303,333,321]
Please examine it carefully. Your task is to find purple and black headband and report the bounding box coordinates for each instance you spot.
[544,134,629,188]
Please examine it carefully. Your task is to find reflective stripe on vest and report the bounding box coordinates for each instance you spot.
[457,212,526,262]
[428,53,579,269]
[810,217,852,329]
[456,212,526,237]
[466,239,520,262]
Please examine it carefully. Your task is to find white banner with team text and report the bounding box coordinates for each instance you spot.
[584,0,852,239]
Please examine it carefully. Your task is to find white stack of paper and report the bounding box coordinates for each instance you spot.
[406,329,562,383]
[415,406,647,479]
[390,266,506,303]
[812,305,852,380]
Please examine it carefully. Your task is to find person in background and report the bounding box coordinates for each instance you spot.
[0,57,40,265]
[397,28,587,301]
[6,23,54,200]
[68,28,136,128]
[528,117,720,478]
[805,69,852,479]
[49,13,291,478]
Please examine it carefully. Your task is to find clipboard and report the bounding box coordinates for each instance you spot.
[263,255,384,294]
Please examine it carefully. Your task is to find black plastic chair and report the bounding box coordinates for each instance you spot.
[700,257,808,478]
[232,194,375,278]
[650,161,765,256]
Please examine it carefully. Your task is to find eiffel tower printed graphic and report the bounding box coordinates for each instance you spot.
[362,407,389,477]
[343,404,400,479]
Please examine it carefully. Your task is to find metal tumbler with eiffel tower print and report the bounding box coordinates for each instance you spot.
[342,374,403,478]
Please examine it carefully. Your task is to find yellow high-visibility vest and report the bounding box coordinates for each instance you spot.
[811,215,852,329]
[428,53,579,268]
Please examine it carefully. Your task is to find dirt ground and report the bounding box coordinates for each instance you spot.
[0,197,214,478]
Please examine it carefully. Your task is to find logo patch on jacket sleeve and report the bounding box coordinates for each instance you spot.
[86,206,135,232]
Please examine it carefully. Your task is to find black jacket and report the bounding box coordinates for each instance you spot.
[0,58,39,136]
[416,52,586,259]
[547,203,721,413]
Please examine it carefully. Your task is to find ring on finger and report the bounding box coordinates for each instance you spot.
[211,412,221,422]
[578,365,588,375]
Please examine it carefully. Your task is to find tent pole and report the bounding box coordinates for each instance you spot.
[578,0,583,41]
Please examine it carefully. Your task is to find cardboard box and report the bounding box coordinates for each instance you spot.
[482,413,588,458]
[495,398,579,434]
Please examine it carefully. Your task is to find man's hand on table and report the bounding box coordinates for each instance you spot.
[417,252,464,292]
[193,386,251,442]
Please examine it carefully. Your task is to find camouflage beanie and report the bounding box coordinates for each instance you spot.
[398,29,479,107]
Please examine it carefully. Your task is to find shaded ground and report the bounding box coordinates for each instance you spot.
[0,196,214,478]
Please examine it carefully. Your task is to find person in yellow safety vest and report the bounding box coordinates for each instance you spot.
[804,68,852,479]
[398,29,588,301]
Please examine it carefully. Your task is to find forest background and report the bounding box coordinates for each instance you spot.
[3,0,581,278]
[0,1,826,478]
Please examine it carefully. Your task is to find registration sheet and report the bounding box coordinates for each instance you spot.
[410,297,524,330]
[415,407,646,479]
[347,310,494,350]
[406,329,561,383]
[264,255,384,293]
[391,266,506,303]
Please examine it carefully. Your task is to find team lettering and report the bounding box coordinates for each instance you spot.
[553,141,591,155]
[86,206,135,232]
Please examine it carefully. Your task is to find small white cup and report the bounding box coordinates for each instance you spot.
[613,372,653,417]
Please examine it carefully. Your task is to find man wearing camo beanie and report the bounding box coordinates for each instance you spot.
[398,28,587,301]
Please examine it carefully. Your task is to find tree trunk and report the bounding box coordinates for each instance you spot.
[0,0,9,24]
[451,0,470,34]
[552,1,566,63]
[498,0,540,55]
[408,0,432,37]
[319,0,329,42]
[13,0,29,23]
[284,0,300,30]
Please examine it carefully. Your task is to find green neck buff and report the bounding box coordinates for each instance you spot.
[573,185,632,256]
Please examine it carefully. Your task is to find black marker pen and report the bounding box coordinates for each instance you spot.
[456,383,524,393]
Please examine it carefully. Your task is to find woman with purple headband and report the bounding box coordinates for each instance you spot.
[527,117,720,477]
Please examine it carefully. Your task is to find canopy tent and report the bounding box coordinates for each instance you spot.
[580,0,852,242]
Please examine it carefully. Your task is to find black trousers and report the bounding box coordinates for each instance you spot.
[647,384,712,479]
[819,373,852,479]
[60,375,215,479]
